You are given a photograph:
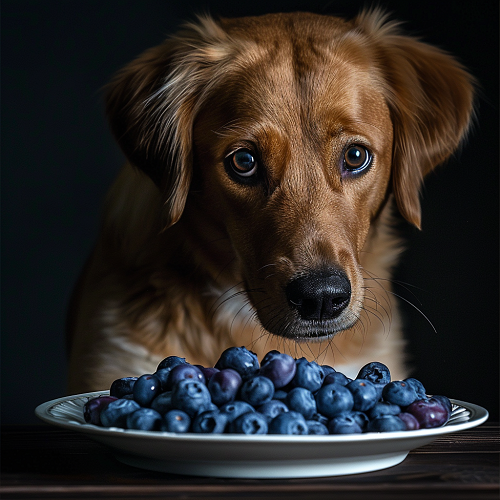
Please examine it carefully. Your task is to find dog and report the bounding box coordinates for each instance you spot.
[66,9,474,393]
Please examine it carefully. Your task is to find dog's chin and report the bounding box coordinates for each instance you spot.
[257,309,360,343]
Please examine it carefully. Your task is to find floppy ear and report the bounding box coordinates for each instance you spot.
[355,10,475,228]
[106,16,232,228]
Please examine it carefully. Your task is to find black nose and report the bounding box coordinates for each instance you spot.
[286,269,351,321]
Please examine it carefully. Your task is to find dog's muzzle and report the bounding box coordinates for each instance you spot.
[285,269,351,321]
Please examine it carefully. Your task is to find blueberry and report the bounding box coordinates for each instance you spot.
[219,401,255,423]
[430,395,452,419]
[192,410,228,433]
[368,401,401,419]
[230,412,268,434]
[273,390,288,402]
[406,398,450,428]
[133,374,161,407]
[346,379,379,411]
[306,420,329,435]
[315,383,354,419]
[157,356,187,371]
[285,387,317,419]
[323,371,350,387]
[398,412,420,430]
[84,395,118,425]
[240,376,274,407]
[258,400,289,422]
[309,412,329,427]
[268,411,308,435]
[259,352,297,389]
[199,367,220,382]
[150,391,173,414]
[168,364,205,389]
[321,365,335,376]
[292,358,325,392]
[214,346,259,380]
[162,409,191,433]
[154,369,173,392]
[328,413,363,434]
[404,378,427,400]
[207,369,242,406]
[109,377,138,398]
[382,381,418,407]
[367,415,406,432]
[356,362,391,386]
[350,410,370,431]
[100,398,141,428]
[171,379,212,417]
[126,408,163,431]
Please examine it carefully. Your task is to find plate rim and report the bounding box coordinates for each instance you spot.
[35,390,489,444]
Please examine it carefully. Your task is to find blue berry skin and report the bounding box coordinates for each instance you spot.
[356,362,391,386]
[259,352,297,389]
[315,383,354,419]
[398,412,420,430]
[168,364,205,390]
[207,369,242,406]
[382,381,418,407]
[84,396,118,425]
[230,412,268,434]
[162,409,191,433]
[126,408,163,431]
[258,400,289,422]
[367,415,406,432]
[292,358,325,392]
[323,371,350,387]
[406,398,450,428]
[328,414,363,434]
[310,412,329,427]
[321,365,335,376]
[219,401,255,423]
[268,411,308,435]
[157,356,187,372]
[306,420,329,435]
[404,378,427,400]
[214,346,260,380]
[199,367,219,382]
[368,401,402,419]
[273,390,288,402]
[286,387,317,419]
[192,410,228,433]
[100,399,141,428]
[240,376,274,407]
[150,392,173,414]
[110,377,138,398]
[351,411,370,431]
[133,374,161,407]
[154,369,173,392]
[346,379,379,412]
[171,379,212,418]
[430,395,452,419]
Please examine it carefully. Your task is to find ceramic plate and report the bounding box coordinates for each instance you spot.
[35,391,488,478]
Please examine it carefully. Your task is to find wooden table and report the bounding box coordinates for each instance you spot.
[1,424,498,500]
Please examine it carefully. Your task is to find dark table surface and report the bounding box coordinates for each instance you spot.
[1,423,498,500]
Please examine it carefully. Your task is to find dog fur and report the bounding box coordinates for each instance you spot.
[67,10,474,393]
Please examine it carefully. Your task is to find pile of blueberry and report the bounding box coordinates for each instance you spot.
[84,347,452,435]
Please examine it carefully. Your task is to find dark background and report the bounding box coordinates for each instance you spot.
[2,0,498,424]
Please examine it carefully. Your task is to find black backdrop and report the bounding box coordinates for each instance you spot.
[2,0,498,424]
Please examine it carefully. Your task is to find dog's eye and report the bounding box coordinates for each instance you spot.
[343,145,372,173]
[230,149,258,177]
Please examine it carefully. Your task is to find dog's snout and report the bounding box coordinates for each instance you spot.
[286,270,351,321]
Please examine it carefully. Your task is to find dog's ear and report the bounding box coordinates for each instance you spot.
[355,10,475,228]
[106,17,231,228]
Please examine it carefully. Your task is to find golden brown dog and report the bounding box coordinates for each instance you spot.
[67,9,474,393]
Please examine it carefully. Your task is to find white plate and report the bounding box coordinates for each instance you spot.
[35,391,488,478]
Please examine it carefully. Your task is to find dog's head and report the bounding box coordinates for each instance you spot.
[106,11,474,341]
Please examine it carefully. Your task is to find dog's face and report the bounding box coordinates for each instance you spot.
[106,11,473,342]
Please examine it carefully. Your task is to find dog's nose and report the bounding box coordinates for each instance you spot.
[286,269,351,321]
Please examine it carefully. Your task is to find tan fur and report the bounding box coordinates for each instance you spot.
[67,10,474,393]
